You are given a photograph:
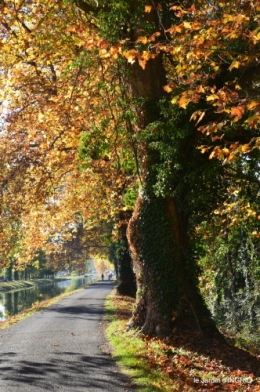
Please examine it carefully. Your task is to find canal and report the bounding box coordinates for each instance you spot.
[0,275,96,321]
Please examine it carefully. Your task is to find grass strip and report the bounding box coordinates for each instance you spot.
[0,280,36,293]
[104,291,179,391]
[0,276,90,293]
[104,290,260,392]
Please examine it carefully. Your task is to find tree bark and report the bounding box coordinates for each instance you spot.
[74,0,221,337]
[127,193,216,336]
[125,45,218,337]
[116,211,137,298]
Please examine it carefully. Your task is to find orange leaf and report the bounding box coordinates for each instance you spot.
[230,105,245,121]
[145,5,152,13]
[247,101,260,110]
[123,49,138,64]
[227,154,237,162]
[178,95,191,109]
[163,85,172,93]
[138,59,147,70]
[148,32,161,42]
[197,85,205,93]
[190,3,196,12]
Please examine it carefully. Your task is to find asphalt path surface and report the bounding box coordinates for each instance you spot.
[0,281,135,392]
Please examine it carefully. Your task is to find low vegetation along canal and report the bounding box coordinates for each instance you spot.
[0,276,96,321]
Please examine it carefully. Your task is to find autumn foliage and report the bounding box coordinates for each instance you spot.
[0,0,259,265]
[0,0,259,352]
[0,0,259,386]
[0,0,130,266]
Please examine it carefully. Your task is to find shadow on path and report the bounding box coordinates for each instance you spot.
[0,350,136,391]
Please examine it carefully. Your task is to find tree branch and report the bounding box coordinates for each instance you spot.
[73,0,104,15]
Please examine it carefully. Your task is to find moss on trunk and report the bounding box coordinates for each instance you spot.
[127,193,219,337]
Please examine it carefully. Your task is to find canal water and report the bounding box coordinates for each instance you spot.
[0,276,96,321]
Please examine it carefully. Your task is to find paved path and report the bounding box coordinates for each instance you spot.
[0,281,134,391]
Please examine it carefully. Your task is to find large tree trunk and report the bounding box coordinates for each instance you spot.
[75,0,220,337]
[127,194,216,336]
[125,49,218,337]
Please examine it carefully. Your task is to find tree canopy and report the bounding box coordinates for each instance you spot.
[0,0,259,338]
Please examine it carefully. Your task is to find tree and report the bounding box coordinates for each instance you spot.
[0,0,259,338]
[74,0,260,335]
[109,210,137,297]
[198,152,260,342]
[78,0,222,335]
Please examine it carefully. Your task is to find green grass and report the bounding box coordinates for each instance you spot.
[0,280,36,293]
[104,292,180,391]
[106,322,177,391]
[0,275,91,293]
[104,290,260,392]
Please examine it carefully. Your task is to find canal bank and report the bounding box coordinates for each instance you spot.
[0,275,99,324]
[0,287,82,330]
[0,277,79,293]
[0,279,37,293]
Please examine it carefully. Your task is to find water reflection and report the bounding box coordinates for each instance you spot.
[0,276,95,321]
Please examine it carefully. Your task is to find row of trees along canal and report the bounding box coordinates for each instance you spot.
[2,250,56,281]
[0,0,260,349]
[0,224,101,281]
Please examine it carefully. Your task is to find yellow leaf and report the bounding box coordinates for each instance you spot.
[183,21,191,29]
[190,110,201,121]
[145,5,152,13]
[206,94,218,102]
[38,112,44,122]
[171,95,179,104]
[221,148,230,156]
[141,51,154,61]
[209,147,221,159]
[229,60,240,71]
[241,144,251,152]
[136,36,148,44]
[199,145,211,154]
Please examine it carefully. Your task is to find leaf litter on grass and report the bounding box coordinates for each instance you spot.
[106,293,260,391]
